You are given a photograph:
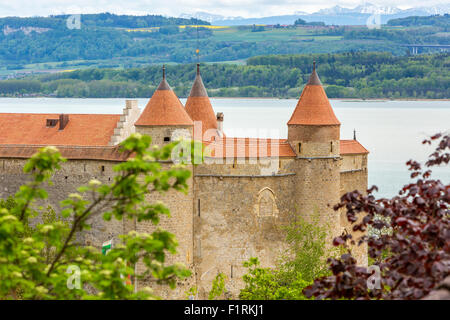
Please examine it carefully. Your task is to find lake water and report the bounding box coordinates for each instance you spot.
[0,97,449,198]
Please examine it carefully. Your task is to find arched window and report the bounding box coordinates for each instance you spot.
[256,187,278,218]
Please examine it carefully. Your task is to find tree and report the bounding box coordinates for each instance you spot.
[294,18,306,26]
[239,211,339,299]
[304,133,449,300]
[239,257,310,300]
[0,133,192,299]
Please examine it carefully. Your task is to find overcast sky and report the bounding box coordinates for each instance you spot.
[0,0,448,18]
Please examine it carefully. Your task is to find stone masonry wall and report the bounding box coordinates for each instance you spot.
[0,159,124,249]
[192,167,296,299]
[339,154,369,265]
[0,151,369,299]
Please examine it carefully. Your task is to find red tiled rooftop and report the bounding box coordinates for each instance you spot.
[135,80,193,127]
[186,97,218,134]
[203,138,368,158]
[0,139,368,161]
[203,138,296,158]
[287,85,340,126]
[185,65,218,135]
[0,113,120,146]
[340,140,369,155]
[288,67,340,126]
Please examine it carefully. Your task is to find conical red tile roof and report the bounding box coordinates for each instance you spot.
[185,64,218,135]
[135,67,193,126]
[287,63,340,126]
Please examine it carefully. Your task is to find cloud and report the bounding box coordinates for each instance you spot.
[0,0,447,18]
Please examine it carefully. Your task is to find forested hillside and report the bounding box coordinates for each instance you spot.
[1,52,448,99]
[0,13,208,29]
[387,14,449,29]
[0,13,448,72]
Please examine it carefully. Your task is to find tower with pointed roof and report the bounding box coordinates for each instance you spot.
[288,62,342,232]
[133,66,195,295]
[287,61,341,158]
[135,65,194,146]
[185,64,220,141]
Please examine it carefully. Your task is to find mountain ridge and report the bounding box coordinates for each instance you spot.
[180,3,450,25]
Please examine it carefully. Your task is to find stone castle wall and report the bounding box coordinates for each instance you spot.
[192,159,297,299]
[0,144,368,299]
[0,159,124,248]
[339,153,369,265]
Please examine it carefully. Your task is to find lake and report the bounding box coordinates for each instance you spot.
[0,97,449,198]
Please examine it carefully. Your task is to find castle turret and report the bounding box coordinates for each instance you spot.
[185,64,220,141]
[288,62,342,235]
[287,62,340,158]
[133,66,195,298]
[135,65,194,145]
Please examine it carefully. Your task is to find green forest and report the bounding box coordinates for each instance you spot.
[1,52,448,99]
[0,13,448,70]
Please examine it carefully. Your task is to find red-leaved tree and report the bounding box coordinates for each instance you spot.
[304,133,449,300]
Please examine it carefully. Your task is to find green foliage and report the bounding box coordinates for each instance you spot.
[208,273,228,300]
[277,213,338,284]
[387,14,450,29]
[239,212,337,300]
[294,19,325,26]
[239,258,309,300]
[184,285,198,300]
[0,134,192,299]
[0,13,208,30]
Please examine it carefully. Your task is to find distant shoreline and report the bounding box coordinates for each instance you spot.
[208,97,450,102]
[0,96,449,102]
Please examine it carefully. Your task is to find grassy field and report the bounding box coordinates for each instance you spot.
[211,26,342,42]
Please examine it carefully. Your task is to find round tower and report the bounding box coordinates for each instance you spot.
[287,62,342,235]
[134,65,194,145]
[287,62,340,158]
[133,66,195,298]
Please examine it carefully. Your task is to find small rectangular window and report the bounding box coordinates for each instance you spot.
[298,143,301,153]
[46,119,58,127]
[101,165,105,172]
[198,199,200,217]
[330,141,333,153]
[164,137,170,142]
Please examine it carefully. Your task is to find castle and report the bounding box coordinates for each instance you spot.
[0,63,369,299]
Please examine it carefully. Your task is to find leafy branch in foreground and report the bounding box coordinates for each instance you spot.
[0,133,192,299]
[304,133,449,300]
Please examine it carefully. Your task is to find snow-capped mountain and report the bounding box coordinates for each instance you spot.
[180,4,450,26]
[179,11,242,23]
[407,4,450,15]
[353,4,401,14]
[318,3,401,15]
